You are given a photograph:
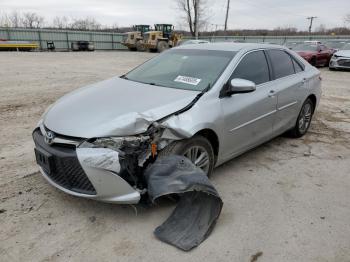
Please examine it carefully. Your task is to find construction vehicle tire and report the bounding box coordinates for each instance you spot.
[157,41,169,52]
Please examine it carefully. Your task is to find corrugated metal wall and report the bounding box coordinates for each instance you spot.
[0,28,126,50]
[1,27,349,50]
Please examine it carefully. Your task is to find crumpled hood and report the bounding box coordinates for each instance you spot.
[43,77,199,138]
[334,50,350,57]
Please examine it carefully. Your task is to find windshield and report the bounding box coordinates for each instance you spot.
[125,49,236,91]
[294,43,318,51]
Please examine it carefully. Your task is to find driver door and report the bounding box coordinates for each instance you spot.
[220,50,277,160]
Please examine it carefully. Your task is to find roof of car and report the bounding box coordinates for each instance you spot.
[175,42,285,52]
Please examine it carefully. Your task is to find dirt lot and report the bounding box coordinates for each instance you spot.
[1,51,350,262]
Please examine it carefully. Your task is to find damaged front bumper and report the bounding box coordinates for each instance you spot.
[33,128,141,204]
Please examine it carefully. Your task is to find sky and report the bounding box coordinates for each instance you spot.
[1,0,349,31]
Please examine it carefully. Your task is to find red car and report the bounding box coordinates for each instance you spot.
[293,42,334,67]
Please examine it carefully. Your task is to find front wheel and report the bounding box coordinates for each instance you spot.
[157,41,169,52]
[158,136,215,176]
[289,98,314,138]
[310,57,317,67]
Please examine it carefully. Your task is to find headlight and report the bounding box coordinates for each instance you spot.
[86,136,150,150]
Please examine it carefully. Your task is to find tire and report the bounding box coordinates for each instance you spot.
[157,41,169,52]
[158,136,215,176]
[128,47,137,51]
[310,57,317,67]
[136,40,145,51]
[329,67,336,71]
[288,98,314,138]
[71,43,79,51]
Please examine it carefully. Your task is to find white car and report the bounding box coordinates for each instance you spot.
[329,42,350,70]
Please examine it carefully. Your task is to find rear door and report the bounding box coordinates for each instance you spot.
[318,45,330,65]
[220,50,278,159]
[266,49,308,134]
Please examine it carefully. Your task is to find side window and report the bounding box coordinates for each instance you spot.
[268,50,295,79]
[292,58,304,73]
[319,45,326,51]
[231,50,270,85]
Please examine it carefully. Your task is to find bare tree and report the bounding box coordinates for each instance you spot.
[70,17,101,30]
[345,14,350,25]
[315,24,327,33]
[22,12,44,28]
[0,12,11,27]
[177,0,210,37]
[9,11,22,27]
[52,16,69,29]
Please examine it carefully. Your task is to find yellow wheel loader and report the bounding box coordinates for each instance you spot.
[142,24,182,52]
[121,25,150,51]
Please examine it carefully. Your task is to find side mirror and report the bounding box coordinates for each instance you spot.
[226,78,256,95]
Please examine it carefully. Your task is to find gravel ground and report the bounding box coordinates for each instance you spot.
[0,51,350,262]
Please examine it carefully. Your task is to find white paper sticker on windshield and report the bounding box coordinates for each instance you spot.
[174,75,201,86]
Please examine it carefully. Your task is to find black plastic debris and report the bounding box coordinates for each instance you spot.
[144,155,223,251]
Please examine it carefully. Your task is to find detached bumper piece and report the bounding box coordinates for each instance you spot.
[32,129,96,195]
[144,155,223,251]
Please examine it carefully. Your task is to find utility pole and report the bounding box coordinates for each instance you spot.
[307,16,317,34]
[224,0,230,32]
[194,0,199,39]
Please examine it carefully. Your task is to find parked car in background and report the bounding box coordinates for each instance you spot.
[329,42,350,70]
[71,41,95,51]
[293,42,334,66]
[33,43,321,204]
[178,39,210,45]
[285,41,303,50]
[324,40,350,52]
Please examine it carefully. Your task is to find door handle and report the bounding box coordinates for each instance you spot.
[268,90,276,98]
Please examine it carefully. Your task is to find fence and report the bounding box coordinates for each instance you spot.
[1,27,350,51]
[187,35,350,45]
[0,28,126,50]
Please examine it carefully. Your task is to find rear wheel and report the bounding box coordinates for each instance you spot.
[310,57,317,66]
[157,41,169,52]
[289,98,314,138]
[158,136,215,176]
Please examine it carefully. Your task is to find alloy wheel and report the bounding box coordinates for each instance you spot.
[298,102,312,134]
[183,146,210,175]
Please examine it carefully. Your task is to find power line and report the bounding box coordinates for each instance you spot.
[307,16,317,33]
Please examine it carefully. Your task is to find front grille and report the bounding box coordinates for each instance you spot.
[33,129,96,195]
[338,59,350,67]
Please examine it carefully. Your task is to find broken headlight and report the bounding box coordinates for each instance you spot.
[90,136,150,151]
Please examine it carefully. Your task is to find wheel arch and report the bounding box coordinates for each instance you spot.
[307,94,317,112]
[194,129,219,163]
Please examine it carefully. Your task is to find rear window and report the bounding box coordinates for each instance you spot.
[268,50,295,79]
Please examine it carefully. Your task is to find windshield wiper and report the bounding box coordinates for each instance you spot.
[120,74,128,80]
[157,83,211,123]
[146,82,168,88]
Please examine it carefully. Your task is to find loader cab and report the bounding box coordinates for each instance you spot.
[133,25,150,36]
[154,24,174,38]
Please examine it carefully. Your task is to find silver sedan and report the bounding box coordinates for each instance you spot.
[33,43,322,204]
